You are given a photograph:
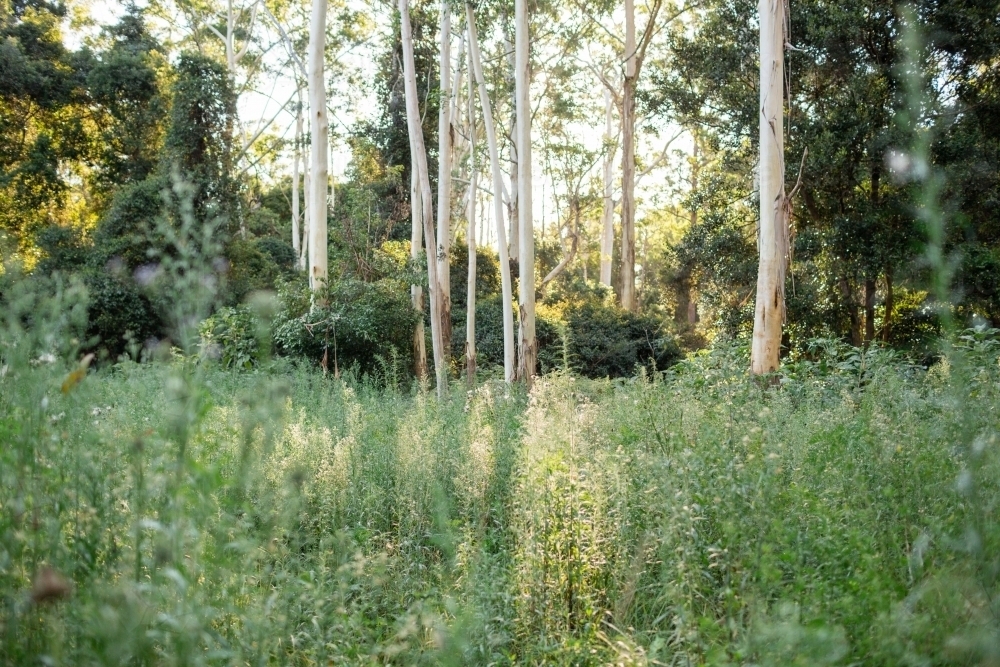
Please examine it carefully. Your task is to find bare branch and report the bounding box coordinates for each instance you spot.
[636,129,683,183]
[259,1,308,79]
[786,146,809,201]
[234,1,260,64]
[236,89,297,163]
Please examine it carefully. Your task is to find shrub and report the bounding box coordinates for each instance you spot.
[83,270,161,359]
[223,238,281,305]
[90,175,166,269]
[565,303,683,378]
[34,224,89,275]
[253,237,296,273]
[453,297,680,378]
[272,276,418,375]
[199,305,259,368]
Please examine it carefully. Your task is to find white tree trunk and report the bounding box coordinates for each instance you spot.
[751,0,787,374]
[514,0,536,383]
[301,159,310,271]
[400,0,446,392]
[450,33,467,162]
[328,132,336,218]
[466,68,477,386]
[503,33,519,264]
[468,4,515,382]
[436,4,453,357]
[600,87,616,287]
[411,170,428,379]
[620,0,637,311]
[292,96,303,270]
[307,0,329,293]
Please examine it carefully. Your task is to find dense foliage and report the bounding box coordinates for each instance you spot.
[651,0,1000,349]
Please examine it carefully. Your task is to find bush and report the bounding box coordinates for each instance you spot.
[34,225,89,275]
[272,276,418,375]
[198,305,259,369]
[253,237,296,273]
[565,303,683,378]
[454,296,681,378]
[90,175,166,269]
[223,238,281,305]
[83,270,161,359]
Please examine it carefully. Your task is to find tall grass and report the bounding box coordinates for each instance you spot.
[3,298,1000,665]
[3,16,999,665]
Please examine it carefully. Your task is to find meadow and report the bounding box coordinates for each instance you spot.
[2,276,999,666]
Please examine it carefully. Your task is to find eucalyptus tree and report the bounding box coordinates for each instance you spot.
[465,55,478,385]
[411,170,429,379]
[748,0,786,373]
[514,0,536,382]
[600,86,619,287]
[618,0,666,311]
[307,0,329,292]
[467,1,515,381]
[436,3,454,355]
[292,94,305,270]
[654,0,935,350]
[400,0,447,392]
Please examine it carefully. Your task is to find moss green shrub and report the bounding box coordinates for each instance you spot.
[198,305,259,369]
[272,276,418,376]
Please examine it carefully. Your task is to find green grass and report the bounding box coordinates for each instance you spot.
[2,316,1000,664]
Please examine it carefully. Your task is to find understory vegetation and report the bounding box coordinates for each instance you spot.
[2,272,999,665]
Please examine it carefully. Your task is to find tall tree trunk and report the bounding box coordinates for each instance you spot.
[504,32,519,264]
[301,160,310,271]
[436,4,453,359]
[400,0,446,393]
[450,33,467,160]
[600,87,616,287]
[307,0,329,295]
[466,69,477,387]
[750,0,787,374]
[864,277,877,344]
[328,134,336,219]
[411,171,429,379]
[514,0,536,383]
[841,277,862,347]
[684,133,700,324]
[620,0,638,311]
[882,267,894,342]
[292,96,303,271]
[468,3,515,382]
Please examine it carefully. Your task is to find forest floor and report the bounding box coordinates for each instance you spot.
[2,338,1000,665]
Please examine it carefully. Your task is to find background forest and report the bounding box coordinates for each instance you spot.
[3,0,1000,664]
[5,0,999,376]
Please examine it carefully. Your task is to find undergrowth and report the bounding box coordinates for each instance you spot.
[2,295,999,665]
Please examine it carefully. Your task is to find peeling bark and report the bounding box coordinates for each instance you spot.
[307,0,329,296]
[750,0,787,374]
[514,0,536,384]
